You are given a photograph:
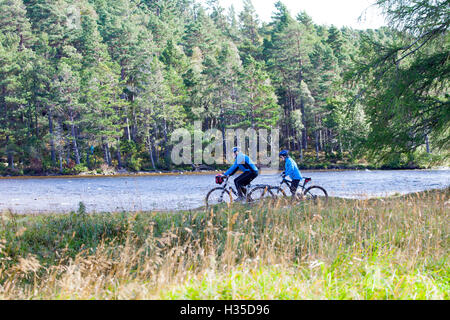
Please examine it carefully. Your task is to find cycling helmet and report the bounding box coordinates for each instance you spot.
[232,147,240,153]
[279,150,289,157]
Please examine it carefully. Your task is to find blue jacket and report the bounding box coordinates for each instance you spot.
[224,153,258,176]
[284,157,302,180]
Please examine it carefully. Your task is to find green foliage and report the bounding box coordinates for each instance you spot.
[77,201,86,215]
[350,0,450,160]
[73,164,88,174]
[126,156,142,172]
[0,0,446,173]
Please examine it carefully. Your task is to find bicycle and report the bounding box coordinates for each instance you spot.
[205,175,268,209]
[248,174,328,205]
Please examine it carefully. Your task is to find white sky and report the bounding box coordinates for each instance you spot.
[212,0,387,29]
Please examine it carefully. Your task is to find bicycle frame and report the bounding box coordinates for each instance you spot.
[219,176,237,196]
[219,176,263,198]
[279,177,311,195]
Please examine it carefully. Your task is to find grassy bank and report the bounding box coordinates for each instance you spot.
[0,188,448,299]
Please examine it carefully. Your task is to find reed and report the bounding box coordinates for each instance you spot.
[0,188,448,299]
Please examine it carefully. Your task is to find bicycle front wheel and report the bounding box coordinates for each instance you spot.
[303,186,328,205]
[205,187,232,208]
[269,186,287,199]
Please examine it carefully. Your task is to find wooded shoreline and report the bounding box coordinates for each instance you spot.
[1,0,447,178]
[1,166,448,180]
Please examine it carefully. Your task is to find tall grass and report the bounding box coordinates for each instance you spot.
[0,188,448,299]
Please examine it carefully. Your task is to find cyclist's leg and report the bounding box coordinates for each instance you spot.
[234,172,249,197]
[242,171,258,196]
[235,171,257,197]
[245,171,258,193]
[290,179,300,196]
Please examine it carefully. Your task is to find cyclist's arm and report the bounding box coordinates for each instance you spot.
[224,162,239,176]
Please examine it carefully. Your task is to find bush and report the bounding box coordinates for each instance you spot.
[23,158,44,175]
[0,162,6,175]
[73,164,88,174]
[1,167,23,176]
[61,163,88,175]
[411,151,448,169]
[381,153,408,169]
[126,157,142,172]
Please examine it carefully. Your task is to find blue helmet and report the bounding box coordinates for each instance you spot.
[279,150,289,157]
[232,147,240,153]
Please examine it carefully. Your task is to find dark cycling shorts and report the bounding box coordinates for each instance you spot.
[234,171,258,196]
[290,179,300,194]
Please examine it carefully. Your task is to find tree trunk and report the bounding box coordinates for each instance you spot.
[221,126,227,164]
[70,114,81,165]
[125,117,131,141]
[348,139,353,157]
[34,105,39,138]
[425,134,430,154]
[102,139,109,166]
[298,136,303,161]
[293,96,296,152]
[116,138,122,168]
[155,128,160,161]
[130,95,138,142]
[106,143,112,166]
[103,143,107,165]
[66,146,70,165]
[329,129,334,153]
[300,98,307,150]
[319,129,324,151]
[315,130,320,161]
[48,112,56,166]
[163,119,171,166]
[147,133,156,170]
[5,136,13,168]
[59,151,63,173]
[7,151,14,168]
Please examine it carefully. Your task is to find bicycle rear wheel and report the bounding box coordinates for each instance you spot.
[205,187,232,208]
[303,186,328,205]
[247,186,275,202]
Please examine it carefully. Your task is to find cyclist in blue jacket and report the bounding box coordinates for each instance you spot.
[223,147,259,201]
[279,150,302,195]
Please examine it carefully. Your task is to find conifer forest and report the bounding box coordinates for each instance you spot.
[0,0,448,175]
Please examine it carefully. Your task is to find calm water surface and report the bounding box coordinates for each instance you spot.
[0,169,449,214]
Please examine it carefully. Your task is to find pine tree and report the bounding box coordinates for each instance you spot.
[263,3,315,151]
[238,0,262,60]
[0,0,35,169]
[52,60,82,165]
[351,0,450,158]
[238,56,280,130]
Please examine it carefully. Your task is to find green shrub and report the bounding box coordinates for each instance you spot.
[1,167,23,176]
[0,162,6,175]
[126,157,142,172]
[73,164,88,174]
